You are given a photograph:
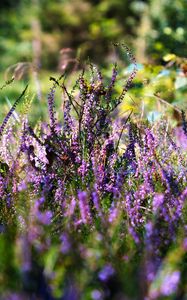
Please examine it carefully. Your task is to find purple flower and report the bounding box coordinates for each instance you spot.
[65,196,77,217]
[63,99,73,136]
[60,233,71,254]
[152,193,164,213]
[0,175,4,198]
[47,84,57,132]
[78,159,89,178]
[174,126,187,150]
[92,190,100,213]
[98,264,115,281]
[160,271,180,296]
[55,179,65,204]
[37,210,52,225]
[145,221,153,238]
[183,238,187,251]
[108,205,118,223]
[91,290,102,300]
[78,190,91,224]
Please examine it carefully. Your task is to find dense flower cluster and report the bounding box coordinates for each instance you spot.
[0,47,187,300]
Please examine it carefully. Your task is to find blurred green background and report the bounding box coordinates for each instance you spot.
[0,0,187,123]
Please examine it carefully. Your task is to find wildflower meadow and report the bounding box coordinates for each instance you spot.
[0,44,187,300]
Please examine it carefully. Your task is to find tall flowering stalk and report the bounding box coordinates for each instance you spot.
[47,83,57,133]
[0,85,28,139]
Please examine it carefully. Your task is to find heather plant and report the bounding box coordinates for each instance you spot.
[0,45,187,300]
